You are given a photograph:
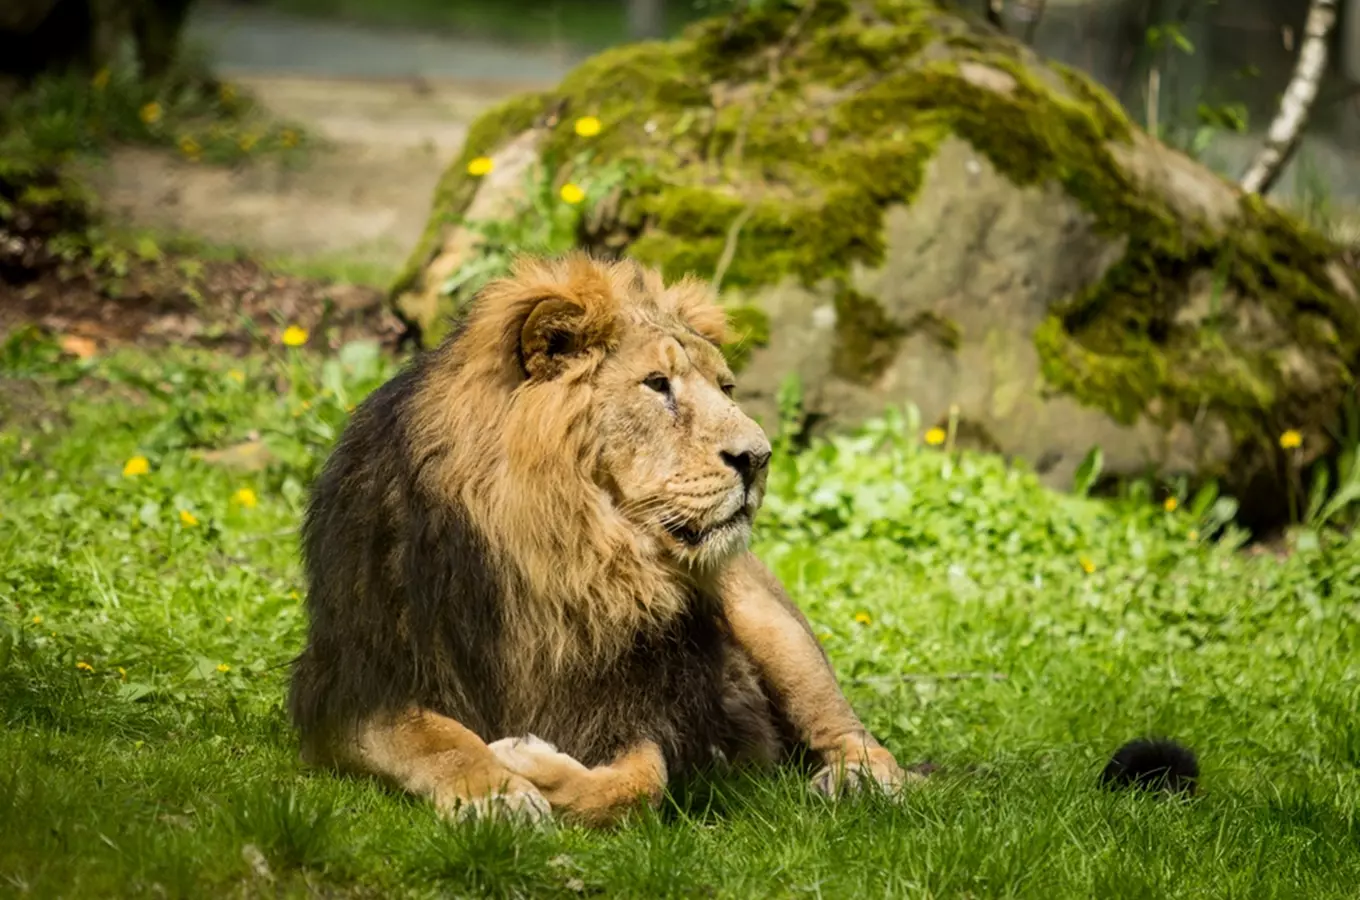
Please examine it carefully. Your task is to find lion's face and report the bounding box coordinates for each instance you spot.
[592,317,772,568]
[424,255,773,589]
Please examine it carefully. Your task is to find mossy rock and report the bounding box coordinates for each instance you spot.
[394,0,1360,529]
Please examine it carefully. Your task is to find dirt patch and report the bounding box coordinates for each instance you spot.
[0,252,408,356]
[80,75,542,277]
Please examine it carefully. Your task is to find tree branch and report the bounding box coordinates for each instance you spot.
[1240,0,1339,196]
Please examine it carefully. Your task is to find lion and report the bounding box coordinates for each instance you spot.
[286,252,907,827]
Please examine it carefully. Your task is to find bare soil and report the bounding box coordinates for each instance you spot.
[81,75,537,277]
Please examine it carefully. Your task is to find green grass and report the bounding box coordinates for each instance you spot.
[2,327,1360,898]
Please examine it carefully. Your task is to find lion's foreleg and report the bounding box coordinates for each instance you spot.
[719,552,910,797]
[306,708,551,822]
[489,736,667,828]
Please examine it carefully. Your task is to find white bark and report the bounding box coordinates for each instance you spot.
[1240,0,1339,196]
[627,0,665,40]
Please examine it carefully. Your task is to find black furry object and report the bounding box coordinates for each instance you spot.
[1100,738,1199,796]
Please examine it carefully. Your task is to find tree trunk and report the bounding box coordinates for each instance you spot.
[1240,0,1339,196]
[0,0,199,83]
[626,0,665,40]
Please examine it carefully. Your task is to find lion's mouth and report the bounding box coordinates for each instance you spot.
[664,510,750,547]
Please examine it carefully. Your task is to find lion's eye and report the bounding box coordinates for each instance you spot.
[643,373,671,395]
[720,382,736,397]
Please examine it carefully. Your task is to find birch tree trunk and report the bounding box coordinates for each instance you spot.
[1240,0,1339,196]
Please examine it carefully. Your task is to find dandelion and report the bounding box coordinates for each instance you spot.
[1163,496,1178,512]
[1279,429,1303,450]
[281,325,308,347]
[31,615,42,625]
[559,182,586,205]
[854,611,872,626]
[1188,529,1200,541]
[76,661,94,673]
[466,156,494,177]
[232,487,258,509]
[924,427,946,446]
[179,509,199,528]
[122,455,150,477]
[280,129,299,148]
[217,663,231,673]
[238,132,259,153]
[1080,557,1096,574]
[227,369,245,383]
[289,590,300,600]
[117,666,127,681]
[574,116,602,137]
[92,68,110,91]
[225,616,234,624]
[178,135,201,159]
[139,102,163,126]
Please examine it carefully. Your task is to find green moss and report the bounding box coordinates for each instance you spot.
[721,304,772,374]
[832,288,906,383]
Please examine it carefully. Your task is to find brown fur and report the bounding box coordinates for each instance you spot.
[287,253,906,826]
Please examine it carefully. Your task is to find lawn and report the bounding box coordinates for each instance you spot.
[2,327,1359,898]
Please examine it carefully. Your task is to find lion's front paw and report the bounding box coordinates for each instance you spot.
[444,775,552,825]
[488,734,590,786]
[810,746,919,799]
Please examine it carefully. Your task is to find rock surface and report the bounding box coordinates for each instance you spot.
[393,0,1360,526]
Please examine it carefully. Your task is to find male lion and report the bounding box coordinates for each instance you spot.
[288,253,907,827]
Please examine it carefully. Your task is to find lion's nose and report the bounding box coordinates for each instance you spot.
[720,445,771,489]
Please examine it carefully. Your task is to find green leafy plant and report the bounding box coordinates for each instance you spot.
[439,150,631,305]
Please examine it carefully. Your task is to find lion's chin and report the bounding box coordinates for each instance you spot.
[663,510,753,567]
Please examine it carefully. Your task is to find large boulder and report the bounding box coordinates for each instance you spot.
[392,0,1359,527]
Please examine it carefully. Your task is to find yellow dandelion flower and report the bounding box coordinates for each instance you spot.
[924,427,947,446]
[122,455,150,477]
[76,661,94,673]
[216,663,231,673]
[1080,557,1096,574]
[92,68,110,91]
[466,156,494,177]
[227,369,245,383]
[117,666,127,681]
[854,611,872,626]
[179,509,199,528]
[31,615,42,625]
[280,129,299,148]
[232,487,258,509]
[1163,496,1178,512]
[238,132,259,153]
[178,135,201,158]
[281,325,308,347]
[225,616,234,624]
[1279,429,1302,450]
[139,102,163,126]
[574,116,602,137]
[1188,529,1200,541]
[289,590,300,600]
[559,182,586,205]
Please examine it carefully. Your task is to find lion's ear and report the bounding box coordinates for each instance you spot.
[519,297,609,380]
